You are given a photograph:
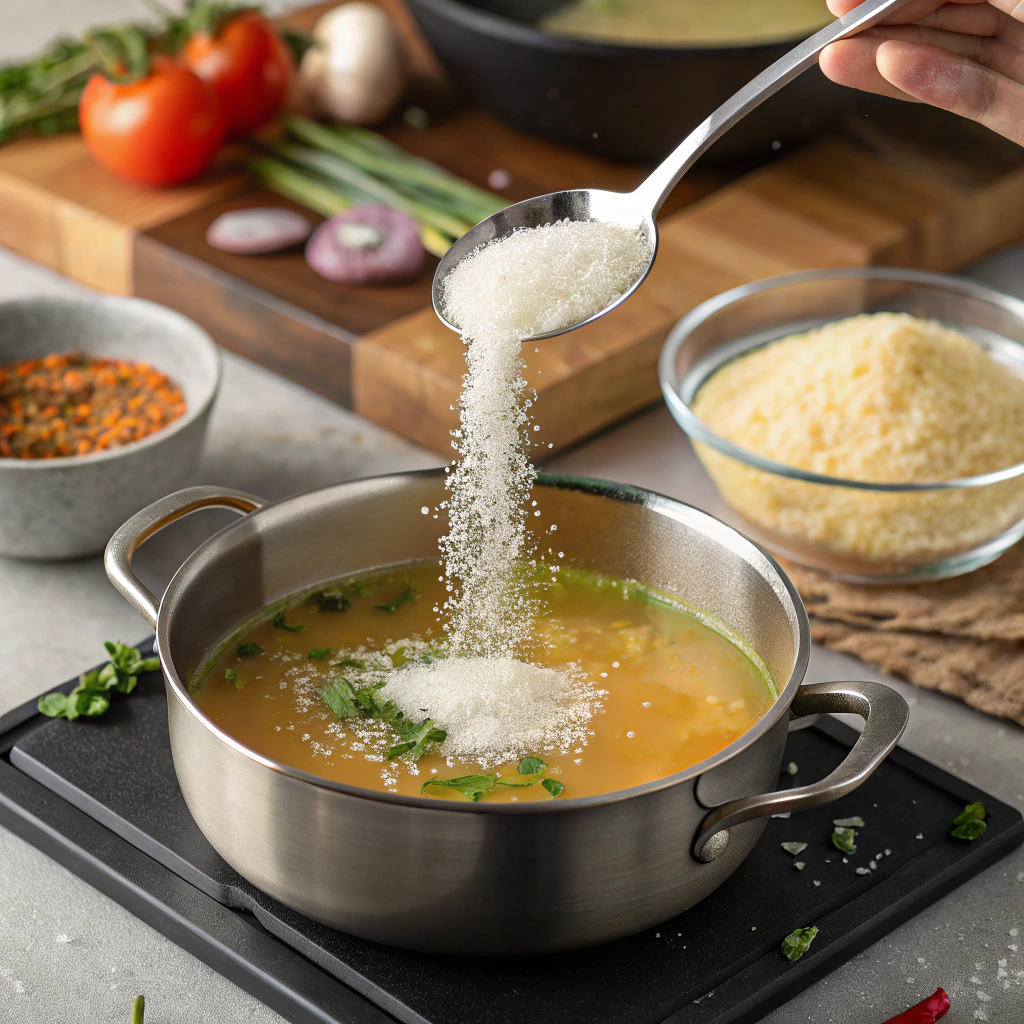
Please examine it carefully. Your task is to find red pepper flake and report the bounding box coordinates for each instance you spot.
[0,352,186,459]
[883,987,951,1023]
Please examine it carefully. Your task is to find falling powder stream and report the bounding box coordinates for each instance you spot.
[438,218,652,661]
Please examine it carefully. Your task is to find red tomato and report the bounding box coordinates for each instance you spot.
[183,11,294,137]
[79,57,225,186]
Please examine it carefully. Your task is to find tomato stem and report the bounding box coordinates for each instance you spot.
[86,26,151,84]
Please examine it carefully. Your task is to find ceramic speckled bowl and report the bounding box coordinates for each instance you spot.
[0,295,220,560]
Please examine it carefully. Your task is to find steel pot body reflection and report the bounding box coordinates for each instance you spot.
[106,471,908,954]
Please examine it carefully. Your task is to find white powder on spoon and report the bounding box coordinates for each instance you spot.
[409,219,649,762]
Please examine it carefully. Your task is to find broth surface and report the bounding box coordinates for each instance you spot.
[540,0,830,47]
[194,561,776,802]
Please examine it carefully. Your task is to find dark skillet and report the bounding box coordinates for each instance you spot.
[404,0,861,162]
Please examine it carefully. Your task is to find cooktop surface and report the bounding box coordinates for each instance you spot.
[1,641,1019,1024]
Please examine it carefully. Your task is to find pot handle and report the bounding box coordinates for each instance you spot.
[105,485,265,628]
[693,680,909,863]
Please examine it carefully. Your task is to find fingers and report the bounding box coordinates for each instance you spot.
[820,36,921,100]
[876,37,1024,143]
[873,23,1024,80]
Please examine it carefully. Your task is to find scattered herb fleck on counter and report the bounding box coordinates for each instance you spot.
[882,986,950,1023]
[375,585,416,613]
[307,647,331,660]
[131,993,145,1024]
[833,815,865,828]
[951,801,987,840]
[832,825,858,854]
[273,611,306,632]
[237,641,264,657]
[780,841,807,856]
[786,761,798,775]
[38,641,158,720]
[780,925,818,962]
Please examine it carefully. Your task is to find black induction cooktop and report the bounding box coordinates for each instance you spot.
[0,639,1019,1024]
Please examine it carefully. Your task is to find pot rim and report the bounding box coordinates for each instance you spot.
[157,470,811,814]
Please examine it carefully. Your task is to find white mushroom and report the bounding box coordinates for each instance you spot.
[298,2,408,125]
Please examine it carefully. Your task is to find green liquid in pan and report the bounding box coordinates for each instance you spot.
[541,0,831,47]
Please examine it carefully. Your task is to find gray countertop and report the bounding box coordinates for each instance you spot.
[3,6,1024,1021]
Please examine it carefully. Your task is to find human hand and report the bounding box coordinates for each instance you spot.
[820,0,1024,145]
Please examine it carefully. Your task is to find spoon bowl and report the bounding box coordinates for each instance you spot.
[432,0,913,341]
[432,188,658,340]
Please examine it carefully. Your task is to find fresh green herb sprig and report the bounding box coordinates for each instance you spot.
[307,647,331,660]
[951,801,987,840]
[375,585,416,613]
[273,610,306,633]
[421,756,565,802]
[781,926,818,962]
[38,641,158,720]
[237,641,264,657]
[332,655,365,669]
[309,588,351,612]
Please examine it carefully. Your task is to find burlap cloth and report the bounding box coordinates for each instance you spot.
[779,545,1024,726]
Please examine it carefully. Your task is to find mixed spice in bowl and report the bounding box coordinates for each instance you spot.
[660,268,1024,582]
[0,295,219,560]
[0,352,186,459]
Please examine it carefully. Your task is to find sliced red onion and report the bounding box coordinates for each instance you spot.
[206,208,312,254]
[305,206,425,284]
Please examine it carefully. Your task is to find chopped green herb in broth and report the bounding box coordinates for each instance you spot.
[193,559,776,803]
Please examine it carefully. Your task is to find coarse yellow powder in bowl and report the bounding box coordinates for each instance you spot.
[690,312,1024,567]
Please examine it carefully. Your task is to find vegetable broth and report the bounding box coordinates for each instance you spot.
[540,0,830,47]
[194,560,776,802]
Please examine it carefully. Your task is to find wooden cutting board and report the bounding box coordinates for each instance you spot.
[134,102,1024,456]
[3,2,1024,456]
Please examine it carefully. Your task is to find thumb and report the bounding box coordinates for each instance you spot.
[876,38,1024,145]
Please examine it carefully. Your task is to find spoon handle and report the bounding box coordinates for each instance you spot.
[634,0,915,214]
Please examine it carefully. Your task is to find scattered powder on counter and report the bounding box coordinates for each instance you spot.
[691,312,1024,564]
[381,657,603,768]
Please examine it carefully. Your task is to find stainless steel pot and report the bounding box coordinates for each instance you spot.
[105,470,908,955]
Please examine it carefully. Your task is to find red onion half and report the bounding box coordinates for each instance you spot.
[305,205,425,284]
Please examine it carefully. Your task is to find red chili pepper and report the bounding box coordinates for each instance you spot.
[883,988,951,1023]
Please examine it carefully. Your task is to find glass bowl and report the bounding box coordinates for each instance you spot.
[659,267,1024,583]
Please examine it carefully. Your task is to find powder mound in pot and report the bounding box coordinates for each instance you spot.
[693,312,1024,482]
[438,219,650,659]
[381,657,602,766]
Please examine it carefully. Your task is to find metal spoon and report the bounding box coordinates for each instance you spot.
[432,0,912,341]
